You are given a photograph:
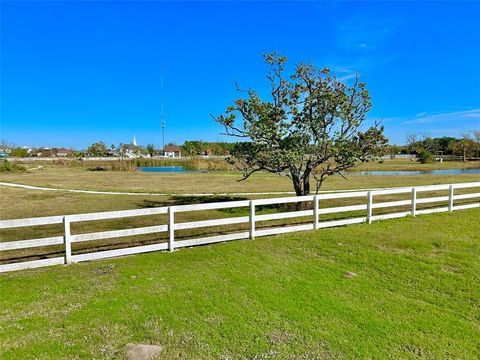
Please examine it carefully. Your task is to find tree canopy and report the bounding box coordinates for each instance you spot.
[87,142,108,157]
[405,132,480,161]
[181,141,233,157]
[215,53,387,196]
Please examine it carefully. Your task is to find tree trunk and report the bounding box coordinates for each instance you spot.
[303,174,311,196]
[290,170,312,197]
[292,175,304,196]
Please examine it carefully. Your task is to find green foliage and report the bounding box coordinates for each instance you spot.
[216,52,387,195]
[0,160,26,173]
[9,148,29,157]
[146,144,156,157]
[452,138,477,160]
[182,140,204,156]
[406,134,479,157]
[418,149,433,163]
[181,141,233,157]
[1,209,479,358]
[86,141,108,157]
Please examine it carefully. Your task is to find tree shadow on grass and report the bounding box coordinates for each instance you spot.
[136,200,169,208]
[136,196,302,216]
[170,195,249,205]
[135,195,249,209]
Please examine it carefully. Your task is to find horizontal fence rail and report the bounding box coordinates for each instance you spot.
[1,182,479,273]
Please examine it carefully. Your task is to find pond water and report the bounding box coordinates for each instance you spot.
[346,169,480,176]
[137,166,201,173]
[137,166,480,175]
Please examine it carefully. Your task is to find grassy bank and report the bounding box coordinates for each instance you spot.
[1,209,479,359]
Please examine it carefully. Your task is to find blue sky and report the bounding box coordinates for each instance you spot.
[1,1,479,148]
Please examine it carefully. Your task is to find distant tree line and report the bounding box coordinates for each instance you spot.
[384,132,480,162]
[3,131,479,163]
[181,141,233,157]
[86,141,235,157]
[406,130,480,161]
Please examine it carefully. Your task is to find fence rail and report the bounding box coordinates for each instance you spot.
[1,182,479,273]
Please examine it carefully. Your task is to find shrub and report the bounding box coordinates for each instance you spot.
[88,166,109,171]
[418,150,433,163]
[0,160,27,173]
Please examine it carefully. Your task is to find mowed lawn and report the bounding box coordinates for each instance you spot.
[1,209,479,359]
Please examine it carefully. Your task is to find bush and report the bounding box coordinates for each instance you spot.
[418,150,433,163]
[88,166,109,171]
[0,160,27,173]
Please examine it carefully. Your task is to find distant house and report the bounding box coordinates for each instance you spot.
[164,145,181,158]
[119,143,147,158]
[32,148,50,157]
[30,148,75,157]
[106,149,117,157]
[54,148,75,157]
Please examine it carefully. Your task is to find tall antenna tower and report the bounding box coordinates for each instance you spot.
[161,75,166,152]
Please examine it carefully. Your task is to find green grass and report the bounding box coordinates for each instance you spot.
[1,209,479,359]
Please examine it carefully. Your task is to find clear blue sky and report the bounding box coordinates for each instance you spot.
[1,1,479,148]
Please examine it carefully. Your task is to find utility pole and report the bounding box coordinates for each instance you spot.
[161,75,166,154]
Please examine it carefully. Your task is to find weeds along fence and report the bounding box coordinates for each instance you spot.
[1,182,479,273]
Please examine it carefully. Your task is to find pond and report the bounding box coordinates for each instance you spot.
[137,166,480,175]
[346,169,480,176]
[137,166,201,173]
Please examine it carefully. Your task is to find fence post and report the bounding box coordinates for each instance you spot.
[367,191,373,224]
[448,185,454,212]
[63,216,71,264]
[249,200,256,240]
[411,187,417,216]
[313,195,319,230]
[168,207,175,251]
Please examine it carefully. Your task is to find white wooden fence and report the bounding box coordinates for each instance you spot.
[1,182,479,273]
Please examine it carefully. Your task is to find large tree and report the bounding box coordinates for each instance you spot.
[87,141,108,157]
[474,130,480,160]
[453,133,477,161]
[215,53,387,196]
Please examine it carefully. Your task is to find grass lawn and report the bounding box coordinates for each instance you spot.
[1,162,480,195]
[1,209,479,359]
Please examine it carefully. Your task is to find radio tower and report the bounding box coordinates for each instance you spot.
[161,75,166,153]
